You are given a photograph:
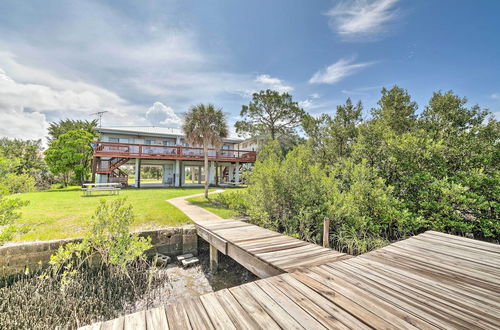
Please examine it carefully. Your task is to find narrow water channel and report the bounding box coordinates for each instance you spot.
[127,240,258,312]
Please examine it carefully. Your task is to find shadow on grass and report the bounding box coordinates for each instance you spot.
[44,188,82,193]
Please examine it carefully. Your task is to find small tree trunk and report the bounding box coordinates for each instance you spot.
[204,143,209,199]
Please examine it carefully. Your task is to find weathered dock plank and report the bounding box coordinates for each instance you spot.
[195,217,350,277]
[80,232,500,330]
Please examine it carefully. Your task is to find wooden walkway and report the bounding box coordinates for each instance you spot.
[81,231,500,329]
[195,217,351,278]
[168,193,350,278]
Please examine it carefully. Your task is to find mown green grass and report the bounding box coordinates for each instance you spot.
[11,187,210,241]
[186,192,241,219]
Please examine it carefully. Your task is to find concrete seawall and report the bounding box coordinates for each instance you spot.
[0,225,197,277]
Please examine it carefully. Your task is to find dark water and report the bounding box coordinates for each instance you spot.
[197,240,258,291]
[130,239,258,311]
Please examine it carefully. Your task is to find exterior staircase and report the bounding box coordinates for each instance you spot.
[109,167,128,186]
[96,157,129,174]
[95,157,129,186]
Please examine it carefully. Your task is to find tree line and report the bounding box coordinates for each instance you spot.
[0,120,98,242]
[215,87,499,253]
[0,87,498,249]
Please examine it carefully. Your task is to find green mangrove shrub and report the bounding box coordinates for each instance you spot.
[49,199,152,278]
[0,199,157,329]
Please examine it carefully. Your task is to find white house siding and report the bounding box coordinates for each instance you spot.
[95,127,251,187]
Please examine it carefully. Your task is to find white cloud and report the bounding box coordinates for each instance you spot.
[0,65,125,112]
[309,57,374,84]
[309,93,321,99]
[0,2,298,142]
[491,93,499,99]
[299,99,314,109]
[255,74,293,93]
[0,63,153,142]
[0,107,48,141]
[146,102,181,126]
[327,0,400,40]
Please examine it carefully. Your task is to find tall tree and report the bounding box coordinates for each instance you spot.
[44,130,95,186]
[302,98,363,163]
[182,104,228,198]
[0,138,44,174]
[331,98,363,158]
[0,138,51,189]
[47,119,98,142]
[372,86,417,134]
[235,89,305,141]
[420,90,494,171]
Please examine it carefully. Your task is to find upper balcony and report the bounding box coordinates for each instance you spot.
[93,142,256,163]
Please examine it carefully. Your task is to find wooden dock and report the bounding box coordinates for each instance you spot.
[81,231,500,329]
[195,217,351,278]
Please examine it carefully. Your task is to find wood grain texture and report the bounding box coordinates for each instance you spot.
[79,231,500,330]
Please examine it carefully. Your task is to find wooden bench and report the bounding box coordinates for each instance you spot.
[82,183,121,197]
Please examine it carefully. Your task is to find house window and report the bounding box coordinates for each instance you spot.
[145,140,154,145]
[109,138,119,143]
[163,140,175,146]
[120,138,129,143]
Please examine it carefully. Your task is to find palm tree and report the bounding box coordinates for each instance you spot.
[182,104,228,198]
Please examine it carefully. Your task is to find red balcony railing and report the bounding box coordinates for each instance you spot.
[93,142,256,163]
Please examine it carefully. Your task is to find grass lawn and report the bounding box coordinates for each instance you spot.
[186,190,242,219]
[11,187,210,241]
[127,178,162,184]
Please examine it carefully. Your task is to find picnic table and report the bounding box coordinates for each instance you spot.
[82,183,121,196]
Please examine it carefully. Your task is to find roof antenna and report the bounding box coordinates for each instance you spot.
[91,111,108,128]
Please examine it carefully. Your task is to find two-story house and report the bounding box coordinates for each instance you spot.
[91,126,256,187]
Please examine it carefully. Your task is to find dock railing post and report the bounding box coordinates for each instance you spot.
[323,217,330,248]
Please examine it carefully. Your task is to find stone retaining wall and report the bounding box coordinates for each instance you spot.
[0,225,197,277]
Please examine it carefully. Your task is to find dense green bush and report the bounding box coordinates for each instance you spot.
[211,189,249,214]
[50,199,152,278]
[213,142,416,254]
[0,138,52,190]
[222,87,499,253]
[0,194,29,244]
[0,173,36,194]
[244,143,328,242]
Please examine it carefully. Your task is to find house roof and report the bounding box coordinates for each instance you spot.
[99,126,243,142]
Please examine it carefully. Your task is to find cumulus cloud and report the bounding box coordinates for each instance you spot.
[299,99,314,109]
[255,74,293,93]
[0,107,48,141]
[145,102,181,126]
[327,0,400,40]
[309,57,374,84]
[0,62,151,142]
[0,2,296,141]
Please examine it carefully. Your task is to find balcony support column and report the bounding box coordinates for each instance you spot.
[174,160,180,187]
[134,158,141,188]
[209,161,215,185]
[228,164,234,183]
[235,162,240,185]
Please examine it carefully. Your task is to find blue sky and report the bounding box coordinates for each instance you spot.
[0,0,499,141]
